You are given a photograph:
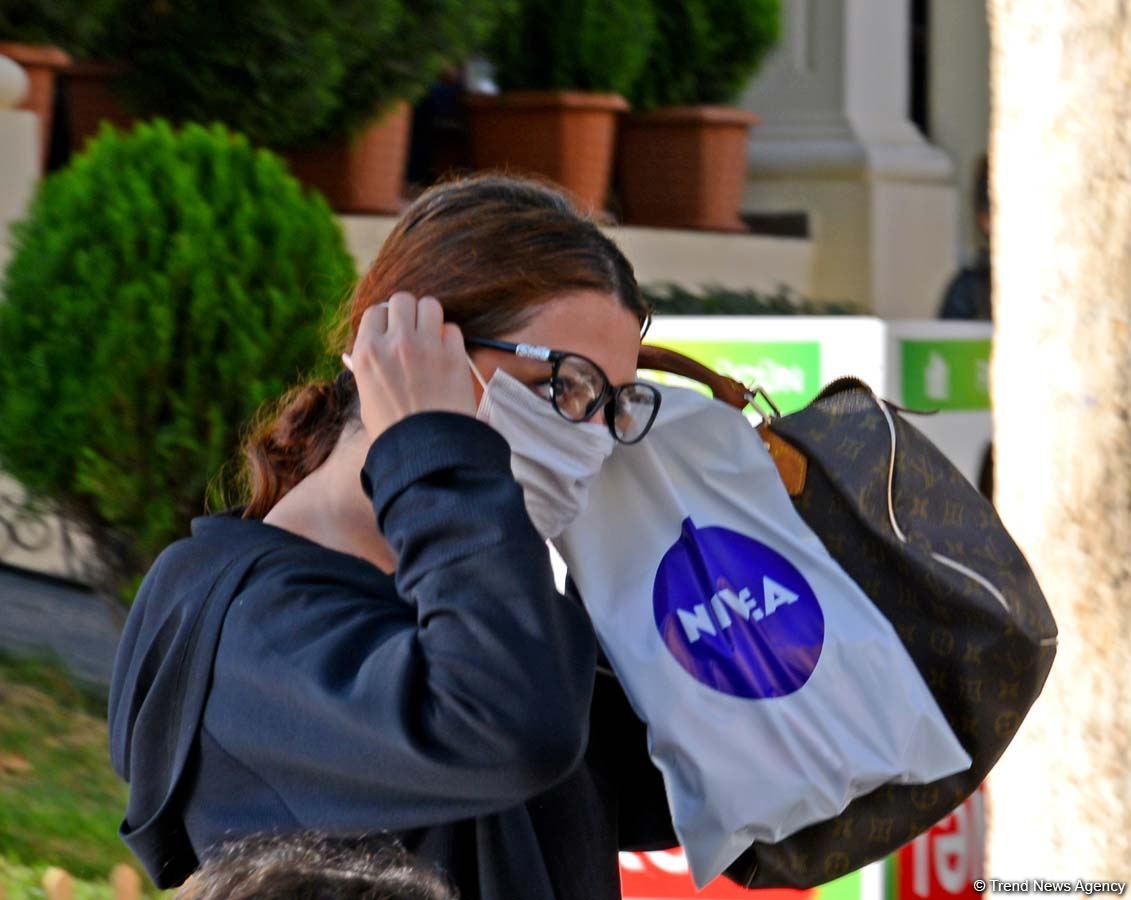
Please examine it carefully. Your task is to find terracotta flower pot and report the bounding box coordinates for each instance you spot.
[282,101,411,214]
[0,41,71,169]
[64,61,135,152]
[617,105,759,231]
[467,91,629,214]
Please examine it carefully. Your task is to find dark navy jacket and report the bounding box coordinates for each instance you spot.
[108,412,674,898]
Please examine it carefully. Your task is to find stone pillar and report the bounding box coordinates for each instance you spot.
[0,52,39,274]
[739,0,959,319]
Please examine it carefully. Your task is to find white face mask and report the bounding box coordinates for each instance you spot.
[469,360,615,539]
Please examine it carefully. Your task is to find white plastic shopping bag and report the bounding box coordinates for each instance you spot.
[555,385,972,888]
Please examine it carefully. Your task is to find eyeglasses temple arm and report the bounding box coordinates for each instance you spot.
[465,336,555,362]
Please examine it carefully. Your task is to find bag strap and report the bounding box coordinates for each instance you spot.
[639,343,809,496]
[639,344,749,410]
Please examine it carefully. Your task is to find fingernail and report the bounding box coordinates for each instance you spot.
[341,352,353,371]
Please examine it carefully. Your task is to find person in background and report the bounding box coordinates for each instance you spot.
[175,832,457,900]
[938,155,991,321]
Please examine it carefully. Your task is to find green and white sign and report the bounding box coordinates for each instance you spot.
[642,317,993,486]
[900,339,992,412]
[646,339,821,415]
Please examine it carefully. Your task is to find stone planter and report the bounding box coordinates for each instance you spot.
[467,91,628,214]
[282,101,412,214]
[617,105,759,231]
[0,41,71,169]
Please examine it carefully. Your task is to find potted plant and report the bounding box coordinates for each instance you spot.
[470,0,655,214]
[113,0,505,214]
[619,0,780,231]
[284,0,505,213]
[0,120,357,603]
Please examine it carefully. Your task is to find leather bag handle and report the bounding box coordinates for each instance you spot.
[638,344,749,410]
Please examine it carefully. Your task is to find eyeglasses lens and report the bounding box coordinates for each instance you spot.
[613,383,660,443]
[552,355,607,421]
[550,354,660,443]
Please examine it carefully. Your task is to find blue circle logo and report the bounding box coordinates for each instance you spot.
[653,518,825,699]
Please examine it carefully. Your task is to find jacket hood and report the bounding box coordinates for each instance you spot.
[107,507,286,886]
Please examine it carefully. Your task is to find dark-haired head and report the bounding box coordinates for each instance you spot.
[176,832,457,900]
[241,174,649,519]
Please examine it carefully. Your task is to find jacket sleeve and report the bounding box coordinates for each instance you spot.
[204,412,599,833]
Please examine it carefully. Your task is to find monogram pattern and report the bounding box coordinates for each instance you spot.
[724,382,1058,890]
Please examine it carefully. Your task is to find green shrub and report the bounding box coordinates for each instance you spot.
[489,0,655,96]
[630,0,781,109]
[0,120,356,601]
[113,0,507,148]
[0,0,119,56]
[643,283,858,316]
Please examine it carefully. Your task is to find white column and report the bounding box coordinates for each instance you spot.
[739,0,959,319]
[0,52,38,274]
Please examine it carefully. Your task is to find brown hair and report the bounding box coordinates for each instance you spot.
[241,174,648,519]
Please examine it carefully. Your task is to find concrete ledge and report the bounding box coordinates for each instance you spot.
[339,215,814,296]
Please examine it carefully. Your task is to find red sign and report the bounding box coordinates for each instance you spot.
[619,848,815,900]
[893,786,986,900]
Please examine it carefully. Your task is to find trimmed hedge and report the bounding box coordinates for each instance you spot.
[630,0,781,109]
[113,0,506,148]
[0,121,356,600]
[0,0,118,56]
[489,0,655,96]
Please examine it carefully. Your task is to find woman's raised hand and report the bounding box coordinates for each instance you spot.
[343,292,477,443]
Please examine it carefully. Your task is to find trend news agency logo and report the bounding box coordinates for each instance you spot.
[652,518,825,699]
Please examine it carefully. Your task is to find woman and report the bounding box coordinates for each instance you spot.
[109,175,676,899]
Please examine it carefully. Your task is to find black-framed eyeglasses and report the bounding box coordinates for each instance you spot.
[466,337,662,445]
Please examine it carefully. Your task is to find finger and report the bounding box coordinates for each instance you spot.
[356,303,389,343]
[417,296,444,337]
[441,321,465,354]
[386,291,417,335]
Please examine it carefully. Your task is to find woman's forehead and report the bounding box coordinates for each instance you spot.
[500,290,642,383]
